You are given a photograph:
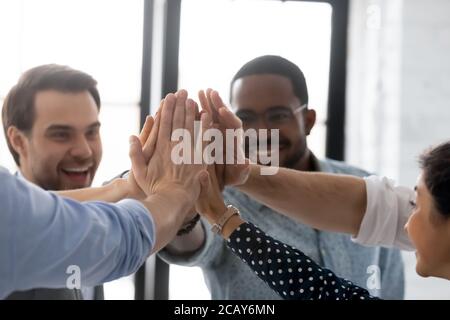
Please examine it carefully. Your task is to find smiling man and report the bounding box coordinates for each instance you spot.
[2,64,103,299]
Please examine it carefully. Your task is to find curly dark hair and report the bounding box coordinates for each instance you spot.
[419,142,450,218]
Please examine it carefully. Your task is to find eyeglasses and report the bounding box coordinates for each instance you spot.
[235,104,307,126]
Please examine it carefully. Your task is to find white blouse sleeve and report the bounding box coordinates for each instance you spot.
[352,175,415,251]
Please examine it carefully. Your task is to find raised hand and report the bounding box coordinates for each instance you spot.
[198,89,250,189]
[194,111,228,224]
[125,115,156,200]
[129,90,209,209]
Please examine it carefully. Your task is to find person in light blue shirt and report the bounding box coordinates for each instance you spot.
[0,166,154,299]
[0,91,209,299]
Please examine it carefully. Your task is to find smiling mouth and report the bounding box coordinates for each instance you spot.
[61,167,91,182]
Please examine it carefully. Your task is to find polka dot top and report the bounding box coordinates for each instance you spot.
[227,222,379,300]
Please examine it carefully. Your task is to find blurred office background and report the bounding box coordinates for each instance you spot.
[0,0,448,299]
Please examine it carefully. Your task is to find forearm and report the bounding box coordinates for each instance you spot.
[227,222,378,300]
[5,184,154,294]
[237,164,367,236]
[140,190,193,254]
[56,179,128,203]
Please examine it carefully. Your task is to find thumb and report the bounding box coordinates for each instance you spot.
[197,170,210,199]
[239,163,251,185]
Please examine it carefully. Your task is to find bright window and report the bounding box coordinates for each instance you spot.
[173,0,332,299]
[0,0,144,299]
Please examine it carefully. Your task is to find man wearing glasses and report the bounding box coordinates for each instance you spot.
[160,55,404,299]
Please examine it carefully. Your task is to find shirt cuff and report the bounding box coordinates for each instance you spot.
[116,199,156,252]
[352,175,415,251]
[158,219,217,268]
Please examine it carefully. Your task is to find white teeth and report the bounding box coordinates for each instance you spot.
[63,167,89,173]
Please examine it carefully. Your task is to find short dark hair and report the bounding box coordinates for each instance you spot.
[419,142,450,219]
[2,64,101,166]
[230,55,309,105]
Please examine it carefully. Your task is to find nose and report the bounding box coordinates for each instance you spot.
[404,219,410,235]
[70,135,93,160]
[252,116,270,130]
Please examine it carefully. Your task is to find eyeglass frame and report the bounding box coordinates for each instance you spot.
[234,104,308,127]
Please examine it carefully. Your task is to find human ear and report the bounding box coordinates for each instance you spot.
[304,109,316,136]
[7,126,29,161]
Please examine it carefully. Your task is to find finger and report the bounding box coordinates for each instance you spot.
[239,160,251,183]
[207,163,219,184]
[200,111,213,165]
[159,93,176,140]
[209,90,242,131]
[210,90,226,112]
[156,99,164,115]
[198,89,212,114]
[173,89,187,131]
[232,160,251,185]
[143,110,161,161]
[152,99,164,122]
[201,111,212,133]
[215,163,226,191]
[218,106,242,129]
[207,164,222,193]
[129,135,146,182]
[185,98,196,147]
[139,116,154,145]
[193,102,202,154]
[206,88,220,123]
[197,170,210,200]
[194,101,201,121]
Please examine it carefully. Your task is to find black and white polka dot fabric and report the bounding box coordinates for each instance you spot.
[227,222,378,300]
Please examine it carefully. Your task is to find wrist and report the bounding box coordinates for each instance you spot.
[176,213,201,236]
[108,178,129,200]
[209,205,243,238]
[142,192,187,230]
[203,201,227,225]
[222,215,245,239]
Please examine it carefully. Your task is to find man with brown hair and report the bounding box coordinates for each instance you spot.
[2,64,104,299]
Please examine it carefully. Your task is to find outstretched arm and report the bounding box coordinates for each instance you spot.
[227,221,378,300]
[201,89,366,236]
[238,164,367,236]
[195,147,377,300]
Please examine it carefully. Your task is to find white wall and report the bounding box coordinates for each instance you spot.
[346,0,450,299]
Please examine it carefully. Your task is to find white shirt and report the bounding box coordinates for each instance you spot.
[352,175,415,251]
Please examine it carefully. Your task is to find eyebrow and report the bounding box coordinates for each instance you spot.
[267,105,292,111]
[236,106,291,113]
[46,121,101,132]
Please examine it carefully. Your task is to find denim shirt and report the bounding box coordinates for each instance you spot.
[160,158,404,300]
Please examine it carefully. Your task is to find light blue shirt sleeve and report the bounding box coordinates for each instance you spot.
[0,166,155,299]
